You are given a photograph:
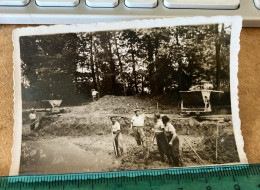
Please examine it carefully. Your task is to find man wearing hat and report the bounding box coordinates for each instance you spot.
[130,108,146,146]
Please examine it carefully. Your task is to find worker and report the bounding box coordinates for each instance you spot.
[111,117,125,156]
[130,108,146,146]
[152,113,164,144]
[91,89,99,102]
[162,115,180,166]
[29,108,37,131]
[204,96,209,109]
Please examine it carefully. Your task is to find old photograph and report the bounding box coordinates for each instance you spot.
[11,17,247,175]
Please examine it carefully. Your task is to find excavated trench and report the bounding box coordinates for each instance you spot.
[21,96,239,173]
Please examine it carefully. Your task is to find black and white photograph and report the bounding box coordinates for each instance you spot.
[11,17,247,175]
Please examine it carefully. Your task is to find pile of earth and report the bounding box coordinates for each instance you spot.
[28,113,178,139]
[118,145,171,171]
[199,132,240,164]
[117,119,238,168]
[66,95,178,114]
[25,115,158,139]
[172,117,232,136]
[22,94,239,165]
[175,118,239,165]
[24,112,232,143]
[22,95,187,138]
[89,95,156,112]
[26,115,132,138]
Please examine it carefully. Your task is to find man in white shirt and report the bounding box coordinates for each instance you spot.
[162,115,180,166]
[91,89,99,102]
[111,117,125,156]
[153,113,164,132]
[29,108,37,131]
[152,113,164,144]
[130,108,146,146]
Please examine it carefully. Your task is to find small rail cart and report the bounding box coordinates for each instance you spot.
[179,81,223,114]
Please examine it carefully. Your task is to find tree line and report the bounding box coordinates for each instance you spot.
[20,24,231,104]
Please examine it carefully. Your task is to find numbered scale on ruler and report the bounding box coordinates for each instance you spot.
[0,164,260,190]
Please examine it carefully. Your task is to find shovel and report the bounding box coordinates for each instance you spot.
[112,134,118,157]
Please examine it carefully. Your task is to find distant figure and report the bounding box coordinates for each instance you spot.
[91,89,99,102]
[152,113,164,145]
[162,116,180,166]
[111,117,125,157]
[143,87,151,94]
[202,82,213,90]
[204,96,209,109]
[29,108,36,131]
[130,108,146,146]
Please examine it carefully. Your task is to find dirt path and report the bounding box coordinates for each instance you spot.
[20,134,208,175]
[20,135,136,175]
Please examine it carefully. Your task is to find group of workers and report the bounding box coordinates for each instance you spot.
[110,108,180,167]
[28,95,180,166]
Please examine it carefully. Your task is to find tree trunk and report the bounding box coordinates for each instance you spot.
[147,35,156,94]
[154,36,160,94]
[93,38,100,95]
[215,24,221,90]
[175,28,183,91]
[89,34,97,89]
[141,75,144,93]
[107,35,116,94]
[178,60,183,90]
[130,41,138,94]
[114,33,127,95]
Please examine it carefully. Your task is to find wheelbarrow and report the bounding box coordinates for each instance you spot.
[42,100,62,113]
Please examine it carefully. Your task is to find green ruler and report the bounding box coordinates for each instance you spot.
[1,164,260,190]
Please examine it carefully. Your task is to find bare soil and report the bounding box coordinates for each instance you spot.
[20,95,240,175]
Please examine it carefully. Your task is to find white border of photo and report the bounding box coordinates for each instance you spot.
[11,16,247,176]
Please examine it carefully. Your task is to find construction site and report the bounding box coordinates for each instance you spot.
[19,95,240,175]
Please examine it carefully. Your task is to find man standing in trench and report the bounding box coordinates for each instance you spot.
[111,117,125,157]
[152,113,164,144]
[162,115,180,166]
[130,108,147,146]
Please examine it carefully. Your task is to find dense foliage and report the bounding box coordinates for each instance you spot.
[20,24,231,105]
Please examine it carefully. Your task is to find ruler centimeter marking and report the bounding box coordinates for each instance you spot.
[0,164,259,189]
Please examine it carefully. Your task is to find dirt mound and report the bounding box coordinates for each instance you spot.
[173,117,232,136]
[175,119,239,165]
[88,95,177,114]
[89,95,154,113]
[200,133,240,164]
[29,113,157,138]
[119,145,170,171]
[27,95,181,138]
[31,115,133,137]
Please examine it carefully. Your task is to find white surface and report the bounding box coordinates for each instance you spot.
[0,0,29,6]
[86,0,118,8]
[0,0,258,27]
[36,0,79,7]
[254,0,260,9]
[164,0,240,9]
[125,0,157,8]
